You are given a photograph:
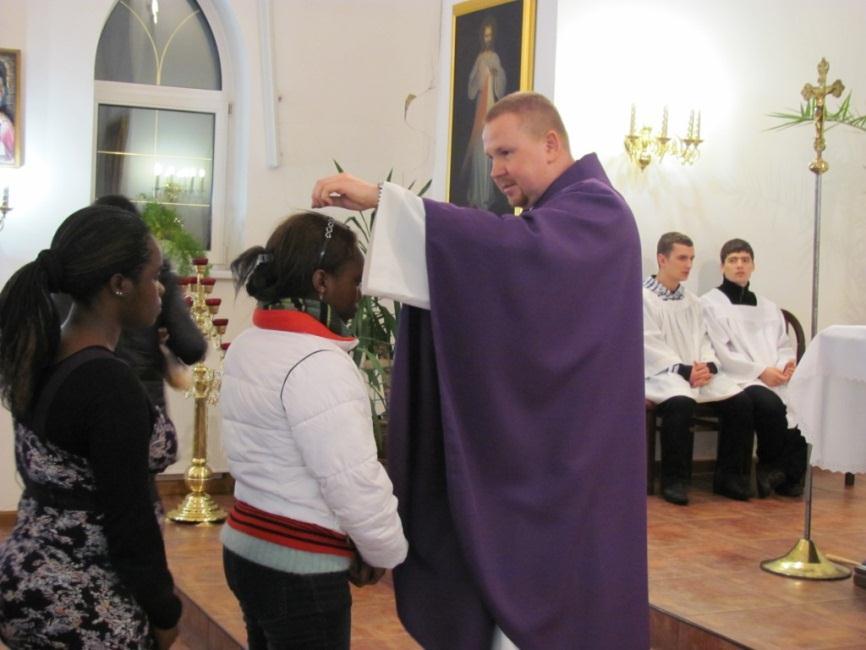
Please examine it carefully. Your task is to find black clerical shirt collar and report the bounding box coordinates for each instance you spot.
[718,277,757,306]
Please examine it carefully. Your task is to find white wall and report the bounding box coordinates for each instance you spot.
[0,0,441,510]
[553,0,866,457]
[554,0,866,328]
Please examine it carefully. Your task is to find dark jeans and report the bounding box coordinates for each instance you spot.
[657,392,754,484]
[223,548,351,650]
[745,385,807,483]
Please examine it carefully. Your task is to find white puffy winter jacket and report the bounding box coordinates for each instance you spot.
[220,311,407,569]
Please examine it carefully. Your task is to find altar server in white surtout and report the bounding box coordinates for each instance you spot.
[701,238,807,498]
[644,232,754,506]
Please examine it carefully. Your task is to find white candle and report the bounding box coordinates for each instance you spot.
[696,111,702,139]
[661,106,669,138]
[629,104,636,136]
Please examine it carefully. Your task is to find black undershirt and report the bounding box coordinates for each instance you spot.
[718,277,757,306]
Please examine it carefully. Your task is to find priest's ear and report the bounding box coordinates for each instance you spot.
[543,129,564,159]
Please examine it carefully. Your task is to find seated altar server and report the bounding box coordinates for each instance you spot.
[701,238,807,497]
[312,92,648,650]
[644,232,754,506]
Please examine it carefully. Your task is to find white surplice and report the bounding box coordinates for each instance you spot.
[361,182,430,309]
[643,287,740,404]
[700,288,797,426]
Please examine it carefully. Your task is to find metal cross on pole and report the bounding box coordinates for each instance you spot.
[760,58,849,581]
[801,58,844,340]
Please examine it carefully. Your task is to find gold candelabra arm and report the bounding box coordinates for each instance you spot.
[624,106,704,170]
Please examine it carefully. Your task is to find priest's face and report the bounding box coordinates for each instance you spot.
[721,251,754,287]
[483,112,552,208]
[657,243,694,286]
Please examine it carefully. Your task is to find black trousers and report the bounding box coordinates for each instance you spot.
[745,385,807,484]
[223,548,351,650]
[656,392,754,485]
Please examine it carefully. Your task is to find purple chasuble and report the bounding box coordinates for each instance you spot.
[388,154,648,649]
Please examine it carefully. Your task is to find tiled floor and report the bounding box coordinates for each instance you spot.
[647,469,866,649]
[2,470,866,649]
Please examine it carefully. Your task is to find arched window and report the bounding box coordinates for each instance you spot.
[94,0,229,254]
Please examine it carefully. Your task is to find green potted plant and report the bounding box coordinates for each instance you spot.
[334,162,431,457]
[139,200,206,276]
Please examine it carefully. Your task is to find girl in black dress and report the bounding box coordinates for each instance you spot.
[0,206,181,648]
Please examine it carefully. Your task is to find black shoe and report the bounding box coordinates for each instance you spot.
[756,465,786,498]
[775,480,804,497]
[713,474,751,501]
[662,482,689,506]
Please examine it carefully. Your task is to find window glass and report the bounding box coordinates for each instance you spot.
[95,0,221,91]
[95,104,215,248]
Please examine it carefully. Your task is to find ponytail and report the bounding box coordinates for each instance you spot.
[0,258,61,419]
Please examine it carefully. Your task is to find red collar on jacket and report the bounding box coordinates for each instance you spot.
[252,308,356,343]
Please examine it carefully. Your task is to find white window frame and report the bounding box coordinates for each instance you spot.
[92,0,234,265]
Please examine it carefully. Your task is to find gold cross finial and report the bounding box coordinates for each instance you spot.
[801,58,845,174]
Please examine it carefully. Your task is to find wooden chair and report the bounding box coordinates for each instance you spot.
[646,308,806,495]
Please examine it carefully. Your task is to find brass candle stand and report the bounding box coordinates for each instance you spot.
[167,257,230,524]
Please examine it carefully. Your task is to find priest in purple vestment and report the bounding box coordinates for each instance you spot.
[312,92,648,650]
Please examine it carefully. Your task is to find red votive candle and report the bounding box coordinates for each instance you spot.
[192,257,209,266]
[205,297,221,314]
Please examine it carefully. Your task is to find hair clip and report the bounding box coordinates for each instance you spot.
[317,217,335,265]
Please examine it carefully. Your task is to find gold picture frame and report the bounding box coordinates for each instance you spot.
[0,48,21,167]
[447,0,535,212]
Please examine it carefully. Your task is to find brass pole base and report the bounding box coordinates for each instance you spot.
[761,538,851,580]
[167,492,227,524]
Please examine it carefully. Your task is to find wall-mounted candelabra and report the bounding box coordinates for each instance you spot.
[167,257,230,524]
[0,186,12,232]
[624,105,704,171]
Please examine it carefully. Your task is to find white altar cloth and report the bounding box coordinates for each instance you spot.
[788,325,866,474]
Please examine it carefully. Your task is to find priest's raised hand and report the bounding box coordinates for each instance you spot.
[311,172,379,211]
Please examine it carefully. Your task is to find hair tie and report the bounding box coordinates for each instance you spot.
[255,253,274,269]
[36,249,64,292]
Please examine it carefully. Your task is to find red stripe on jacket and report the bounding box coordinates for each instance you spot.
[226,500,354,558]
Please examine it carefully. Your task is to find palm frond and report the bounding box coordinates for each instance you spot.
[767,92,866,134]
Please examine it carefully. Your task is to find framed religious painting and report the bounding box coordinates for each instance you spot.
[0,49,21,167]
[447,0,535,214]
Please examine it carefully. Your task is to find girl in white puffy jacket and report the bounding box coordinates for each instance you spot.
[220,211,407,650]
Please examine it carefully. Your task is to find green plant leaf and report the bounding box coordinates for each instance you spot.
[139,200,205,275]
[767,92,866,134]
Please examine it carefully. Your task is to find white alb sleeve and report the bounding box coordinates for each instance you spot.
[361,181,430,310]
